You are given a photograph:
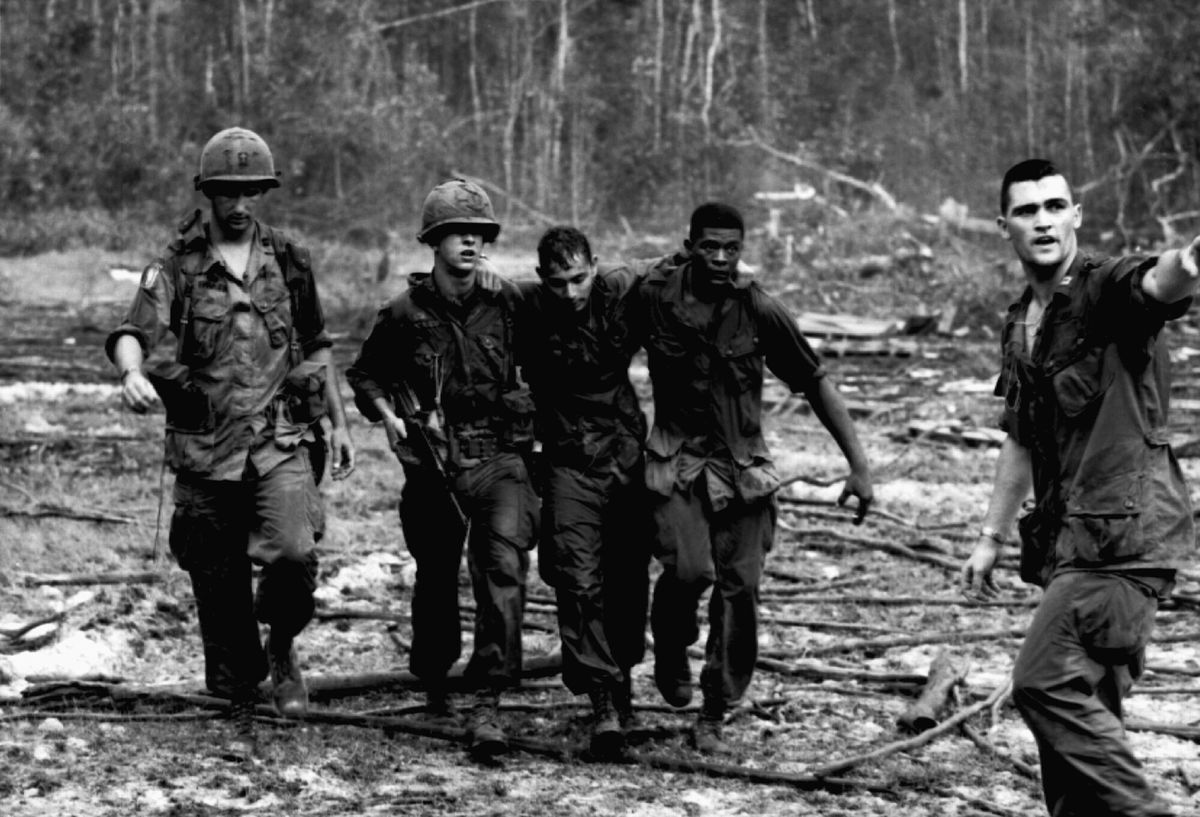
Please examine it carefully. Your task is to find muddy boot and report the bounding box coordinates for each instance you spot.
[692,700,732,756]
[222,693,258,763]
[653,644,692,708]
[468,689,508,759]
[424,680,457,721]
[612,674,639,733]
[267,632,308,718]
[587,687,624,758]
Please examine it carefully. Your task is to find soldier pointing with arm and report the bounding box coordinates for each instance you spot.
[961,158,1198,817]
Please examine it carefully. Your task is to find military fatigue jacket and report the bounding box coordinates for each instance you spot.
[106,214,330,481]
[635,255,825,509]
[997,253,1194,586]
[347,273,533,471]
[516,267,646,476]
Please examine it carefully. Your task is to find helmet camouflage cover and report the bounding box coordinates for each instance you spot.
[417,178,500,244]
[194,127,281,191]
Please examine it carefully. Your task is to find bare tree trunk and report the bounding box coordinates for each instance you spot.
[799,0,817,44]
[653,0,664,150]
[700,0,721,142]
[886,0,901,74]
[957,0,967,95]
[237,0,249,116]
[146,0,158,141]
[1081,42,1094,172]
[757,0,770,129]
[468,7,483,149]
[1024,7,1035,154]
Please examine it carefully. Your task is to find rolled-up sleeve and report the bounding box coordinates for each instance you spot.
[104,259,177,362]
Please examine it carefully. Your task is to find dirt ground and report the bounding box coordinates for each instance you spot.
[2,252,1200,817]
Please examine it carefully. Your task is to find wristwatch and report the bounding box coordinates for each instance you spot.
[979,525,1006,545]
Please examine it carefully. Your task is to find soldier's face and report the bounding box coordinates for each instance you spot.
[998,175,1080,275]
[208,183,266,239]
[436,231,485,276]
[685,227,743,287]
[538,253,597,311]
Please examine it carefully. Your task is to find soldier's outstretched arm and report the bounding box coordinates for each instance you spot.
[804,376,873,524]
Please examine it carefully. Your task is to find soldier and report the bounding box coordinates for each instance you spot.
[636,202,873,754]
[107,126,356,761]
[515,226,650,757]
[346,179,538,759]
[961,158,1199,817]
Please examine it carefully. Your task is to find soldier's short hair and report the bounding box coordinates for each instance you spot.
[537,226,593,271]
[689,202,744,241]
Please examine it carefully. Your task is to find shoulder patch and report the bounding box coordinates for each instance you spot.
[141,262,164,290]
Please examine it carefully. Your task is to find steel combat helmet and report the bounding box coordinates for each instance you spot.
[194,127,281,191]
[417,178,500,244]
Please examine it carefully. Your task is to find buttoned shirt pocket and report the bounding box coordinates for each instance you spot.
[1051,346,1113,419]
[1059,470,1148,565]
[185,289,231,365]
[252,281,292,349]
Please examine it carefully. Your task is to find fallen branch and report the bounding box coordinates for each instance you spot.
[802,627,1026,658]
[755,655,925,686]
[776,521,961,571]
[1124,719,1200,742]
[959,723,1039,780]
[757,614,903,635]
[761,594,1038,608]
[1,503,138,524]
[806,679,1012,778]
[20,571,162,587]
[897,650,969,734]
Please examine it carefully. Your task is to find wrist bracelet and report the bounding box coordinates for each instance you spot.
[979,526,1006,545]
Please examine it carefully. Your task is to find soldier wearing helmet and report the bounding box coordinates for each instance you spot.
[106,126,356,762]
[347,178,537,759]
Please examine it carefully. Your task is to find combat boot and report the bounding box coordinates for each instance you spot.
[587,687,623,758]
[267,632,308,718]
[692,699,732,755]
[468,689,508,758]
[222,693,258,763]
[612,674,639,732]
[653,644,692,708]
[424,679,457,721]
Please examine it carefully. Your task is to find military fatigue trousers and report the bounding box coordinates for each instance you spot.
[1012,571,1172,817]
[170,452,323,697]
[649,482,775,710]
[400,452,537,689]
[539,464,650,694]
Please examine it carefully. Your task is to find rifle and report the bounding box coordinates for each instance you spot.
[393,379,469,543]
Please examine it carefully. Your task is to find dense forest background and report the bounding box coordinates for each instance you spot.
[2,0,1200,255]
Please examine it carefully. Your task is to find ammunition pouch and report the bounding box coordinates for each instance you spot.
[452,427,500,462]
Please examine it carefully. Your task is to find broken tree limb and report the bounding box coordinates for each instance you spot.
[759,593,1038,608]
[801,627,1026,658]
[20,570,162,587]
[1124,719,1200,742]
[742,127,900,212]
[959,723,1039,780]
[806,679,1012,778]
[757,614,903,635]
[754,655,925,686]
[775,520,962,571]
[1,503,138,524]
[896,650,968,734]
